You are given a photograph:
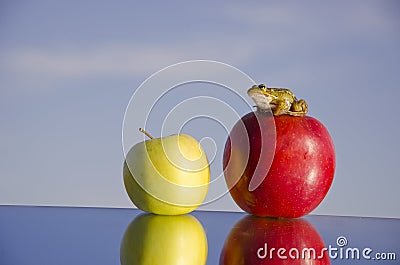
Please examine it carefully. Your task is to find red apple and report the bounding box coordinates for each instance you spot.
[220,215,331,264]
[223,111,335,218]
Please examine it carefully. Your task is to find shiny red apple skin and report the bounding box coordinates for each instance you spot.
[223,111,335,218]
[220,215,330,265]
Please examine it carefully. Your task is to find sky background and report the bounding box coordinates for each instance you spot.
[1,0,399,218]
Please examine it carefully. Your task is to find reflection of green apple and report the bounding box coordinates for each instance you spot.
[123,130,210,215]
[121,214,208,265]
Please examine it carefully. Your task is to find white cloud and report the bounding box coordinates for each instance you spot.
[223,1,398,39]
[0,40,259,86]
[1,1,397,93]
[3,45,179,78]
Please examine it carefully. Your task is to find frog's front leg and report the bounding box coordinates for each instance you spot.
[273,99,292,116]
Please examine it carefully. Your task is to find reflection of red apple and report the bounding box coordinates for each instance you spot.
[223,111,335,218]
[220,215,330,265]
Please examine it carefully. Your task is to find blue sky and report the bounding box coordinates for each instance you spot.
[1,1,400,217]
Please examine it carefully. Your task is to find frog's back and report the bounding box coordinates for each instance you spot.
[271,88,297,102]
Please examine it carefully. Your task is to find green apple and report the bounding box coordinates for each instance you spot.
[120,214,208,265]
[123,129,210,215]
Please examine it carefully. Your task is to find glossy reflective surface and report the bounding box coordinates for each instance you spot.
[220,216,330,264]
[0,206,398,264]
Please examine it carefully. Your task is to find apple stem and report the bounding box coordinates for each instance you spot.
[139,128,154,139]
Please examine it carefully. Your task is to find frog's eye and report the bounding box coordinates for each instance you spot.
[258,84,266,90]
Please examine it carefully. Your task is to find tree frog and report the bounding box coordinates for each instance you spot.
[247,84,308,116]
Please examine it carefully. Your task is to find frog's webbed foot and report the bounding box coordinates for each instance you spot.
[286,110,307,117]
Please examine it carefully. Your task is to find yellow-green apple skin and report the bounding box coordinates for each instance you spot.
[120,214,208,265]
[123,133,210,215]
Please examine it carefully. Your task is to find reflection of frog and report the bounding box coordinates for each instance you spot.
[247,84,308,116]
